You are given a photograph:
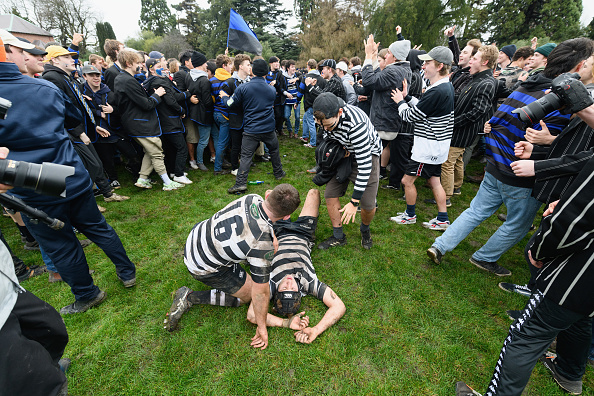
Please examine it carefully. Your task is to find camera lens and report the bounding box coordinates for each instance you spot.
[0,159,74,197]
[513,92,563,125]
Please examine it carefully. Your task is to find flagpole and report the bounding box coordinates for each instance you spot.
[226,9,231,50]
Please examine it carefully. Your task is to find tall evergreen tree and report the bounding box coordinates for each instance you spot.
[172,0,203,49]
[95,21,116,57]
[139,0,177,37]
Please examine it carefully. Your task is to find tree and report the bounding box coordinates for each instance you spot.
[586,17,594,41]
[139,0,177,37]
[172,0,203,49]
[125,30,163,54]
[486,0,582,45]
[95,22,116,57]
[299,0,367,61]
[152,30,192,59]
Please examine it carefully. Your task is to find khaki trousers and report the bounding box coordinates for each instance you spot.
[441,146,466,199]
[133,136,166,178]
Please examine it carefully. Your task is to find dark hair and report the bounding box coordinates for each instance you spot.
[512,46,534,62]
[206,61,217,75]
[267,184,300,218]
[179,50,194,65]
[287,59,296,67]
[544,37,594,79]
[307,59,317,69]
[350,56,361,66]
[280,59,288,69]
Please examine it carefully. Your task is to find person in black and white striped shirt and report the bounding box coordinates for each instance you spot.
[389,46,455,231]
[245,189,346,344]
[164,184,300,350]
[312,92,382,250]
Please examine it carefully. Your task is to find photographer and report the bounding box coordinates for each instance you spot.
[0,29,136,314]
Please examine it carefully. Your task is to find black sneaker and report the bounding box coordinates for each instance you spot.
[214,170,231,175]
[506,309,522,320]
[60,290,106,314]
[469,257,511,276]
[318,235,347,250]
[361,231,372,249]
[118,276,136,288]
[497,213,507,222]
[427,246,443,264]
[275,171,286,180]
[540,352,583,395]
[380,184,399,191]
[498,282,531,297]
[453,188,462,195]
[423,198,452,207]
[164,286,193,332]
[455,381,482,396]
[228,184,247,194]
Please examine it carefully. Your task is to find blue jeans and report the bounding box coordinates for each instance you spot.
[196,123,216,165]
[284,103,300,134]
[302,107,316,146]
[213,112,229,171]
[433,171,541,263]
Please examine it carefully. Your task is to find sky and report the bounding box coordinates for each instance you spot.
[93,0,594,43]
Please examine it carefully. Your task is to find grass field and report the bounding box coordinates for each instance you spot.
[3,135,592,395]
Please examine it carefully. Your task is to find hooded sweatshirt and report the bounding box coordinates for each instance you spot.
[187,69,213,126]
[211,68,232,117]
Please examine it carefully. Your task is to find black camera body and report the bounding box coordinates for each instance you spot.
[512,73,594,125]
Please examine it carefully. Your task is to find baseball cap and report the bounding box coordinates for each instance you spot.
[320,59,337,69]
[268,56,279,63]
[336,61,348,72]
[313,92,345,118]
[0,29,35,50]
[45,45,77,61]
[81,64,101,75]
[418,46,454,66]
[146,58,159,70]
[18,37,47,55]
[148,50,164,59]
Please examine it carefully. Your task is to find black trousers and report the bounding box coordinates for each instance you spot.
[229,128,243,170]
[235,131,283,186]
[274,105,284,133]
[161,133,188,177]
[0,291,68,396]
[388,133,413,189]
[72,142,112,196]
[485,292,591,395]
[94,138,142,181]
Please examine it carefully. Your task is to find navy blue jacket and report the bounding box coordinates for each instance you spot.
[223,77,276,135]
[143,75,187,134]
[81,82,121,142]
[0,62,92,205]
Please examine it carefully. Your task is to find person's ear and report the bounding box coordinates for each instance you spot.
[282,214,291,220]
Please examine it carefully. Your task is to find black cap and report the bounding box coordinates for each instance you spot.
[146,58,159,70]
[17,37,47,56]
[313,92,344,118]
[319,59,337,69]
[191,51,207,68]
[268,56,279,63]
[252,59,269,77]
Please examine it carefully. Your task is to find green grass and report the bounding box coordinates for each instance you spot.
[3,137,592,395]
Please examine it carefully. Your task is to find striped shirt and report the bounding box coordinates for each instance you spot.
[486,73,570,188]
[398,76,455,164]
[269,233,327,300]
[323,104,382,200]
[531,156,594,316]
[184,194,275,284]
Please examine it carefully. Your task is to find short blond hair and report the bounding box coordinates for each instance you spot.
[478,45,499,69]
[117,50,142,68]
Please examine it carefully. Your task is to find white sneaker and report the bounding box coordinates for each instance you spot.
[390,212,417,224]
[163,181,185,191]
[231,169,238,176]
[422,217,450,231]
[189,160,199,170]
[173,175,193,184]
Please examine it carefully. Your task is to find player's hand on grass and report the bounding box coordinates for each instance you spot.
[289,312,310,330]
[294,326,320,344]
[251,326,268,350]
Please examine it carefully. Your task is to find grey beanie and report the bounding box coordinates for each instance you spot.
[389,40,411,61]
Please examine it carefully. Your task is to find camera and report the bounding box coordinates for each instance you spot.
[512,73,594,125]
[0,97,11,120]
[0,159,74,197]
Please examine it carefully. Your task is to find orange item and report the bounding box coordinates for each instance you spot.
[0,38,6,62]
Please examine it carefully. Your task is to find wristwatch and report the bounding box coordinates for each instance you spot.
[350,199,360,207]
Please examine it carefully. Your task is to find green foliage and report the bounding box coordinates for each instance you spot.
[95,22,116,58]
[139,0,177,37]
[172,0,203,49]
[124,30,163,54]
[486,0,583,45]
[587,17,594,41]
[299,0,368,61]
[152,30,192,59]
